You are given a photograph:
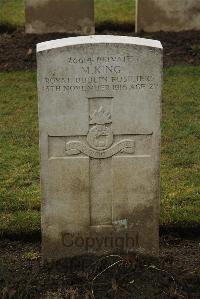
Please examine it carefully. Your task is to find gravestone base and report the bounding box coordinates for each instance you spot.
[43,221,159,261]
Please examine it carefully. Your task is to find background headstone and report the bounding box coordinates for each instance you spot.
[136,0,200,32]
[37,36,163,261]
[25,0,94,34]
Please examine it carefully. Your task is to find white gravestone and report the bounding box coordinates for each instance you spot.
[25,0,94,34]
[136,0,200,32]
[37,36,163,261]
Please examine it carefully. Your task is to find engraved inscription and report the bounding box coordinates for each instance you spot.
[43,74,158,93]
[49,97,152,227]
[42,54,159,93]
[65,98,135,159]
[67,55,136,64]
[87,125,114,150]
[87,105,113,150]
[65,140,135,159]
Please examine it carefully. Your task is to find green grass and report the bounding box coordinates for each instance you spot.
[0,0,25,28]
[0,0,135,28]
[95,0,135,25]
[161,66,200,226]
[0,66,200,234]
[0,72,40,234]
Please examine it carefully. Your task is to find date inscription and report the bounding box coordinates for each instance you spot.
[42,55,159,93]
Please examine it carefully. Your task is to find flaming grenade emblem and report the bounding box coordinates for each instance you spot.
[87,106,114,150]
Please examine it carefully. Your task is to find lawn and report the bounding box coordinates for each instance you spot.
[161,66,200,226]
[0,66,199,235]
[0,0,135,28]
[0,72,40,234]
[0,0,25,28]
[95,0,135,25]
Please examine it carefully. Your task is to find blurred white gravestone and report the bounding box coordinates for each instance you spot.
[136,0,200,32]
[25,0,94,34]
[37,36,163,261]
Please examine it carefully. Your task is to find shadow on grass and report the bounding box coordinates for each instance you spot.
[0,231,41,242]
[160,224,200,239]
[1,224,200,243]
[96,21,135,33]
[0,21,135,34]
[0,23,23,34]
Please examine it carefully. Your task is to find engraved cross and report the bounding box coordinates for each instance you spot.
[65,97,135,226]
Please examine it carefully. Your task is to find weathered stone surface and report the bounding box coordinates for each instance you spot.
[136,0,200,32]
[25,0,94,34]
[37,36,163,261]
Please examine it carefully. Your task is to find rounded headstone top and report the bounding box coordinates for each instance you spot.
[37,35,163,53]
